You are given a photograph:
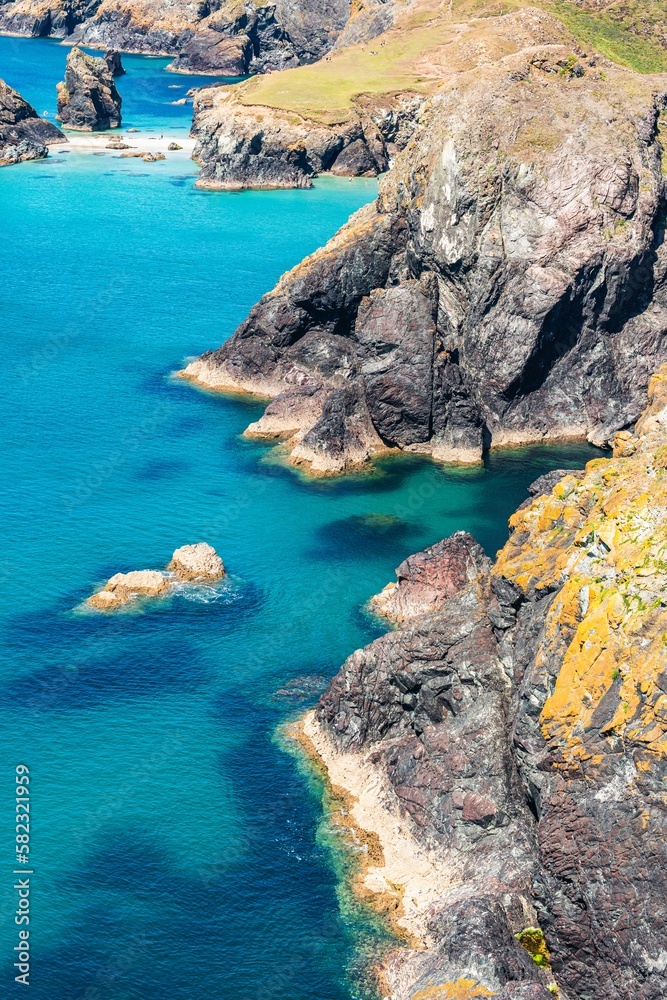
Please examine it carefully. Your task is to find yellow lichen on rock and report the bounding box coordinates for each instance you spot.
[410,979,495,1000]
[494,363,667,762]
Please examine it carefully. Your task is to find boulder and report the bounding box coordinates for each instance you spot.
[85,543,224,610]
[168,542,225,581]
[0,77,66,166]
[56,47,122,131]
[87,570,169,610]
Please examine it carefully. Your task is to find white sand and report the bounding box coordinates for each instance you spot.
[53,131,196,155]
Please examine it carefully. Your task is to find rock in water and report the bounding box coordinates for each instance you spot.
[370,531,492,623]
[104,49,125,77]
[56,47,122,131]
[85,543,225,610]
[183,11,667,473]
[168,543,225,581]
[87,570,170,610]
[0,78,66,165]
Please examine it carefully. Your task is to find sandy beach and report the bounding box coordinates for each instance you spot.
[53,130,196,155]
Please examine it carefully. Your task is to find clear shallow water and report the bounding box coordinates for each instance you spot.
[0,34,239,133]
[0,38,601,1000]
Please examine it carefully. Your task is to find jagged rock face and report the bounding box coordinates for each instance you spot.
[104,48,125,75]
[0,0,351,71]
[185,21,667,473]
[370,530,492,624]
[56,46,122,130]
[190,88,421,189]
[167,5,301,75]
[0,78,66,165]
[316,369,667,998]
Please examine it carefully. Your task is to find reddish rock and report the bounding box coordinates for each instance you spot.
[370,530,491,623]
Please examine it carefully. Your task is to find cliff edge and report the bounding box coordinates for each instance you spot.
[302,366,667,1000]
[182,8,667,472]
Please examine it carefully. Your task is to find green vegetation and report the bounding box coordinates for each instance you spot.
[237,0,666,121]
[516,926,552,969]
[544,0,667,74]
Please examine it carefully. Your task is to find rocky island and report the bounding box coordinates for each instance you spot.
[56,46,122,131]
[86,542,225,610]
[300,367,667,999]
[0,78,66,165]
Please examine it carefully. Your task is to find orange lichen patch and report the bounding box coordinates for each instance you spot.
[494,363,667,760]
[410,979,495,1000]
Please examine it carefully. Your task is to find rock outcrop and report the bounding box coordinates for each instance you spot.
[0,0,355,74]
[0,78,66,165]
[56,47,122,131]
[370,531,492,624]
[104,48,125,76]
[87,569,170,610]
[183,8,667,474]
[167,542,225,581]
[304,367,667,1000]
[191,87,422,189]
[85,543,225,610]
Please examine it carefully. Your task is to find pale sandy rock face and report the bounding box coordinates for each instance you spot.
[168,542,225,581]
[86,569,170,610]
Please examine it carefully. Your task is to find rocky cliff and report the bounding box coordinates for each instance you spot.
[191,85,421,188]
[302,367,667,1000]
[182,7,667,472]
[0,0,357,73]
[56,46,122,130]
[0,77,66,165]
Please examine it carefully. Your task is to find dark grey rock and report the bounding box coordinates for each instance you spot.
[56,47,122,131]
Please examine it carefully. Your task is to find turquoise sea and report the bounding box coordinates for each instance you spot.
[0,36,600,999]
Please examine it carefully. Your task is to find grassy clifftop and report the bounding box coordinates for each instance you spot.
[235,0,667,122]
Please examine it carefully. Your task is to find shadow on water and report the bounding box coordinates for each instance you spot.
[0,639,209,710]
[133,458,191,481]
[22,699,381,999]
[305,513,422,563]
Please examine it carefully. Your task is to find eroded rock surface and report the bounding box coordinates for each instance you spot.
[0,0,353,73]
[370,530,491,624]
[168,542,225,581]
[104,48,125,76]
[184,11,667,474]
[0,78,66,165]
[309,368,667,999]
[191,88,421,189]
[56,46,122,130]
[85,543,225,610]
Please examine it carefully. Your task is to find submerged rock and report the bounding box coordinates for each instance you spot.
[168,542,225,581]
[0,78,66,165]
[56,47,122,131]
[85,543,224,611]
[370,531,492,623]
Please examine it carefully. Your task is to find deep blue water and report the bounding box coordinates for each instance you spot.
[0,35,601,1000]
